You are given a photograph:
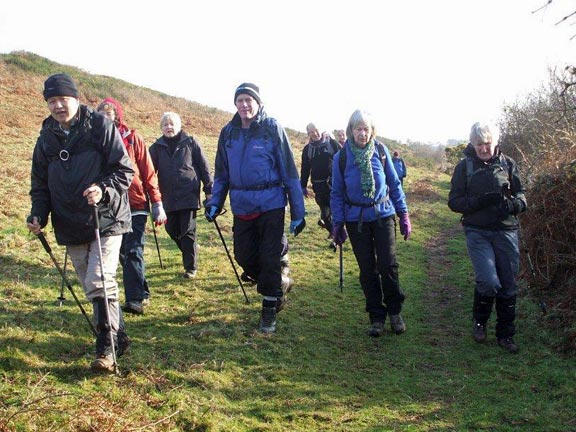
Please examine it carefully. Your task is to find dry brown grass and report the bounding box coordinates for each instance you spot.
[520,152,576,351]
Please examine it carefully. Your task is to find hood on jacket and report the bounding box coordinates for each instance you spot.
[100,97,127,130]
[230,105,267,129]
[463,142,502,162]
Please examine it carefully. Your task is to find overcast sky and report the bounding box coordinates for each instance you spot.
[1,0,573,143]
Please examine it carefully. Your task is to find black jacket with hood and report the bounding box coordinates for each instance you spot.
[29,105,134,245]
[448,144,527,230]
[149,130,213,213]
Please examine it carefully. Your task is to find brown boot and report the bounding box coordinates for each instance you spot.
[90,354,115,373]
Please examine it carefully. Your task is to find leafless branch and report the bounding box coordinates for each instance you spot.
[532,0,553,14]
[555,10,576,25]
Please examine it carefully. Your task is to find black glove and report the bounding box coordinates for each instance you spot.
[502,197,524,216]
[475,192,502,209]
[290,218,306,237]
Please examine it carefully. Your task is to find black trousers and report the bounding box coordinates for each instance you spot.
[233,208,285,298]
[315,191,333,234]
[165,209,198,272]
[347,216,405,322]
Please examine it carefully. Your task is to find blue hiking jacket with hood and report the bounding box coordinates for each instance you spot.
[331,140,408,224]
[207,108,305,221]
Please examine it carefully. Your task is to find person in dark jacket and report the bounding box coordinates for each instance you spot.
[149,112,213,279]
[300,122,340,249]
[331,109,412,338]
[205,82,306,334]
[27,73,134,373]
[98,98,167,315]
[335,129,346,148]
[448,122,527,353]
[392,151,407,186]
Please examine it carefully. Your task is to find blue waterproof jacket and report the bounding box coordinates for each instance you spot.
[331,140,407,224]
[392,156,407,179]
[207,108,305,221]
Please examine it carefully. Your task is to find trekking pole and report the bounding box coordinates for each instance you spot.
[338,244,344,293]
[150,216,164,269]
[210,210,249,304]
[91,206,119,375]
[36,233,97,336]
[57,250,68,306]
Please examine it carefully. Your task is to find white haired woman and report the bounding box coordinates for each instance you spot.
[448,122,527,353]
[330,109,412,337]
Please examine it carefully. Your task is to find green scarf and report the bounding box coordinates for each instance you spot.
[350,139,376,199]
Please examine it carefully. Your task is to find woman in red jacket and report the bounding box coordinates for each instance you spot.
[98,98,166,315]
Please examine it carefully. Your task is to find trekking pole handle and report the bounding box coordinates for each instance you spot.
[92,205,100,230]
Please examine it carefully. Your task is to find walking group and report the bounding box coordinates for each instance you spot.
[26,73,526,374]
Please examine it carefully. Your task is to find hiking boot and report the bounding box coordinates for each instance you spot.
[183,270,197,279]
[368,321,385,337]
[317,219,326,229]
[117,331,131,357]
[142,298,150,307]
[241,272,257,285]
[390,314,406,335]
[280,254,290,276]
[472,319,487,343]
[90,354,115,373]
[497,337,519,354]
[276,276,294,313]
[122,301,144,315]
[258,306,277,334]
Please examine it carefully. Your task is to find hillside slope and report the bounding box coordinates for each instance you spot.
[0,51,307,226]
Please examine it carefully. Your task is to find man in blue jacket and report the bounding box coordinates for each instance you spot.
[205,83,306,334]
[392,151,407,186]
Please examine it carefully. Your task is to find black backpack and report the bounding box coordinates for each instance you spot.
[306,137,340,162]
[464,153,511,190]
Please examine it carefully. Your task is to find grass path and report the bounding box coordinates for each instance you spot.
[1,171,575,431]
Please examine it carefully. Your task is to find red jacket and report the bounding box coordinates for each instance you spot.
[100,97,162,210]
[121,126,162,210]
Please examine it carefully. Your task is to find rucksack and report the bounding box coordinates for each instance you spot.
[464,153,511,189]
[306,137,340,162]
[222,117,278,147]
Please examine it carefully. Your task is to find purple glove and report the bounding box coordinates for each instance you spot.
[398,213,412,241]
[332,223,348,246]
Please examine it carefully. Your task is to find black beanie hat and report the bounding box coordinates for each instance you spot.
[43,73,79,100]
[234,82,261,105]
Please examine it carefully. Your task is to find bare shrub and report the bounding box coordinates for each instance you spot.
[499,66,576,352]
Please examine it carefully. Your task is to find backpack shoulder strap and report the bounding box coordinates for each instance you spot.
[339,145,347,178]
[375,142,387,169]
[329,138,340,155]
[499,153,512,183]
[339,142,386,178]
[465,154,512,189]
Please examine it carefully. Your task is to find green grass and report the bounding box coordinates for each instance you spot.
[1,169,575,431]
